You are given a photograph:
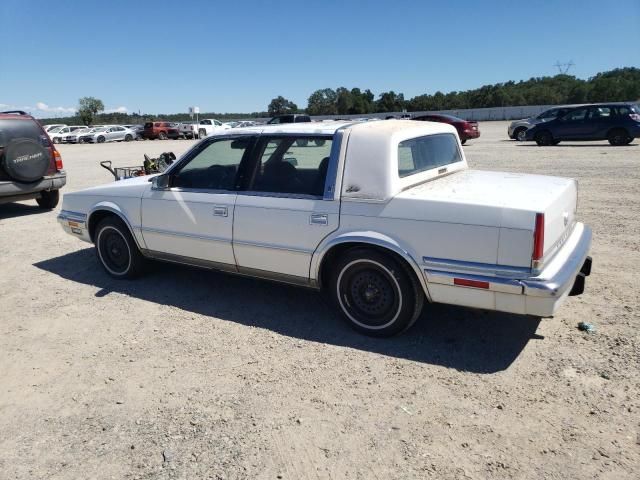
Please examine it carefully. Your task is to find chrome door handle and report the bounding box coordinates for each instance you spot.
[213,206,228,217]
[310,213,328,225]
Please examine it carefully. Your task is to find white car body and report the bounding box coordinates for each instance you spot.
[49,125,86,143]
[43,124,67,132]
[58,120,592,333]
[196,118,230,138]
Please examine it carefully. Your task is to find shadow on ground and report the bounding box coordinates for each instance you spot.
[35,248,543,373]
[0,202,48,219]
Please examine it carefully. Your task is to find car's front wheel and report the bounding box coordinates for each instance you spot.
[97,136,106,143]
[124,134,133,142]
[95,216,145,278]
[330,249,424,337]
[158,131,168,140]
[534,130,554,146]
[515,127,527,141]
[36,189,59,209]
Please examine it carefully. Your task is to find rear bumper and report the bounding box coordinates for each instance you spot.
[0,173,66,202]
[423,223,592,317]
[461,129,480,140]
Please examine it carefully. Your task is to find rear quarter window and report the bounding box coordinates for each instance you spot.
[398,134,462,177]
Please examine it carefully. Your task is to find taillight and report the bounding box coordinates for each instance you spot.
[629,113,640,122]
[54,149,63,170]
[532,213,545,264]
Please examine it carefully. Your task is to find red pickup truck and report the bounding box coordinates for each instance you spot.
[142,122,180,140]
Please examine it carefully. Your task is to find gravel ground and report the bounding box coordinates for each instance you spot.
[1,122,639,479]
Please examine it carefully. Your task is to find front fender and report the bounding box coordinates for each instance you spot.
[310,231,431,300]
[88,201,145,249]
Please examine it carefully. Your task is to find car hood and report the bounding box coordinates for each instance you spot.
[69,174,156,198]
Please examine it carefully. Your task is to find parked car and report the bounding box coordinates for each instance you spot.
[63,127,94,143]
[123,124,144,140]
[143,121,181,140]
[508,106,577,141]
[195,118,229,139]
[58,120,592,337]
[43,124,67,133]
[177,122,198,139]
[525,103,640,146]
[49,125,86,144]
[267,114,311,124]
[412,114,480,144]
[234,121,258,128]
[80,126,137,143]
[0,110,65,209]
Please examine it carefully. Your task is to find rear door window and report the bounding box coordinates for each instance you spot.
[398,134,462,177]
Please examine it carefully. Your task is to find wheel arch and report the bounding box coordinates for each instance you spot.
[311,232,431,301]
[87,202,144,249]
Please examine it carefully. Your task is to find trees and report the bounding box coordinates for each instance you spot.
[307,88,338,115]
[268,96,298,116]
[77,97,104,125]
[376,91,405,112]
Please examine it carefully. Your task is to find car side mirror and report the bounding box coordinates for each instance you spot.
[151,174,170,190]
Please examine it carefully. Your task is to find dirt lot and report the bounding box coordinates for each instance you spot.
[1,122,639,479]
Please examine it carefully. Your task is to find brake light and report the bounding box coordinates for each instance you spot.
[54,149,63,170]
[629,113,640,122]
[532,213,545,262]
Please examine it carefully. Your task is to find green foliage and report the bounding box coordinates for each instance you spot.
[307,88,338,115]
[77,97,105,126]
[268,96,298,115]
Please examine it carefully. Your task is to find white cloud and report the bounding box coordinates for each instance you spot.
[1,101,128,117]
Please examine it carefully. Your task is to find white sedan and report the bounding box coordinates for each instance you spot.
[58,121,592,336]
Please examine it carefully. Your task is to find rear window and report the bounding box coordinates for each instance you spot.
[398,134,462,177]
[0,118,50,149]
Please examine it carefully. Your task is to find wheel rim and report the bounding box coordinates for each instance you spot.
[337,260,402,330]
[97,226,131,275]
[517,130,526,141]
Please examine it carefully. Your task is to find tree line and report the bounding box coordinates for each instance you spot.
[283,67,640,115]
[40,67,639,124]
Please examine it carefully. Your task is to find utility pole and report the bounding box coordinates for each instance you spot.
[554,60,575,75]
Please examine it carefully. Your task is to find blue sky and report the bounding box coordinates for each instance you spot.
[1,0,638,117]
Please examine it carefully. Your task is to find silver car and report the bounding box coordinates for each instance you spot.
[508,106,577,141]
[81,126,137,143]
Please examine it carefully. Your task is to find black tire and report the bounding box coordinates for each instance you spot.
[158,131,168,140]
[52,137,60,144]
[460,138,467,145]
[534,130,553,146]
[2,138,50,182]
[124,134,133,142]
[296,139,309,147]
[314,139,326,147]
[95,216,145,278]
[514,127,527,141]
[97,136,106,143]
[330,248,424,337]
[36,189,59,209]
[608,128,630,146]
[199,129,206,139]
[553,140,561,145]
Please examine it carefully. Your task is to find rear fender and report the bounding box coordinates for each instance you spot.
[310,231,431,301]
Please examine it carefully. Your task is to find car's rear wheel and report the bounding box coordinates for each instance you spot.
[608,128,630,146]
[330,249,424,337]
[515,127,527,141]
[95,216,145,278]
[52,137,60,144]
[314,139,326,147]
[124,134,133,142]
[97,136,106,143]
[36,189,59,209]
[199,129,206,139]
[460,138,467,145]
[158,131,168,140]
[534,130,554,146]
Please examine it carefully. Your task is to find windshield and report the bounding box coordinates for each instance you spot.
[398,133,462,177]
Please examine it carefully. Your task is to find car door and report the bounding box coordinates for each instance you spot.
[140,135,256,268]
[585,106,612,139]
[111,126,126,141]
[232,134,340,283]
[553,107,589,139]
